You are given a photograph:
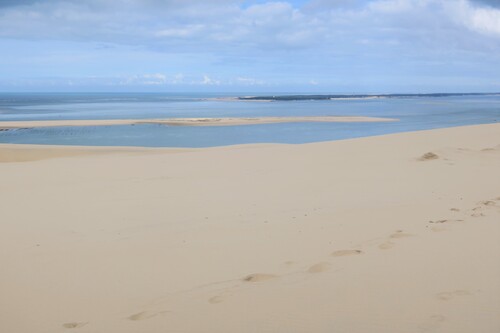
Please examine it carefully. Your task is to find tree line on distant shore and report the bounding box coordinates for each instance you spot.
[239,93,499,101]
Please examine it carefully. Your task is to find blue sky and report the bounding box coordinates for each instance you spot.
[0,0,499,93]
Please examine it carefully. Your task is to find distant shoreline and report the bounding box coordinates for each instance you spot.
[230,92,500,102]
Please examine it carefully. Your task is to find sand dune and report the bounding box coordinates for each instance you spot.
[0,124,499,333]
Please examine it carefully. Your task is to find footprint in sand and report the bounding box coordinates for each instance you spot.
[378,230,413,249]
[62,322,88,329]
[428,219,464,225]
[418,315,446,332]
[436,290,471,301]
[480,144,500,152]
[470,210,485,218]
[128,311,169,321]
[469,199,499,217]
[242,273,277,282]
[208,295,226,304]
[478,200,496,207]
[430,226,447,232]
[429,219,449,224]
[378,241,395,250]
[331,249,363,257]
[389,230,413,239]
[209,273,277,304]
[418,152,439,161]
[307,262,331,273]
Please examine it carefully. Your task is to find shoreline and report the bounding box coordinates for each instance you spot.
[208,92,500,102]
[234,92,500,101]
[0,116,397,130]
[0,122,500,163]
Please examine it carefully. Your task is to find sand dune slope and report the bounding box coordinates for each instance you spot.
[0,124,499,333]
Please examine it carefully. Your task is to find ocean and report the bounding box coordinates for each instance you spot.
[0,92,499,147]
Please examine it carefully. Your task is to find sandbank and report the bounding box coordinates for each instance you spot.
[0,116,397,130]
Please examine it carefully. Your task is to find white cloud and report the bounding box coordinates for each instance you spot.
[155,25,204,38]
[448,0,500,36]
[119,73,168,85]
[171,73,185,84]
[0,0,327,50]
[1,0,500,91]
[236,77,265,85]
[368,0,414,13]
[201,75,220,85]
[142,73,167,85]
[0,0,498,51]
[143,73,167,81]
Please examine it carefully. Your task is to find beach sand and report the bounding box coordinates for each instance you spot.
[0,123,499,333]
[0,116,396,130]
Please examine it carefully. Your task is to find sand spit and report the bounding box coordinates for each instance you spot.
[0,116,397,130]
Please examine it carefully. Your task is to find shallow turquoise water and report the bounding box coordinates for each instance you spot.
[0,93,499,147]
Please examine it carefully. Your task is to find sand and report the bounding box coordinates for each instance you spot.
[0,116,396,130]
[0,123,499,333]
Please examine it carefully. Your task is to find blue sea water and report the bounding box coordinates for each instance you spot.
[0,93,499,147]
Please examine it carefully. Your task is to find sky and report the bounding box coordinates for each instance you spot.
[0,0,499,93]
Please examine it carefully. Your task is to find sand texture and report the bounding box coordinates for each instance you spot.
[0,123,499,333]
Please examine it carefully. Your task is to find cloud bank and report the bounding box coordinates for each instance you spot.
[0,0,499,92]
